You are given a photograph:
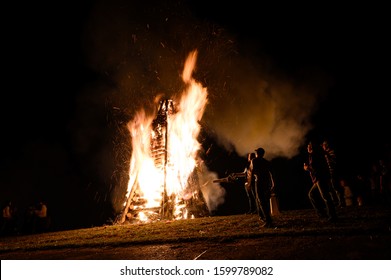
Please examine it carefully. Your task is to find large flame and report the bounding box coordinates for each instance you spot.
[120,50,209,223]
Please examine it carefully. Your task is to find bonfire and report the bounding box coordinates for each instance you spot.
[118,50,212,223]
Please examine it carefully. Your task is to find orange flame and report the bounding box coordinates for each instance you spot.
[121,50,209,222]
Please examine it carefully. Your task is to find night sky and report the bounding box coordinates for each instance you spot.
[1,0,389,230]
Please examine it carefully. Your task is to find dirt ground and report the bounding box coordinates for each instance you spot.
[2,234,390,260]
[1,205,390,260]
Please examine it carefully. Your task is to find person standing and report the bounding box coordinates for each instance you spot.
[1,200,15,235]
[249,147,275,228]
[245,152,257,213]
[340,178,354,206]
[32,200,49,233]
[304,142,337,222]
[321,140,345,207]
[229,152,257,213]
[352,173,371,206]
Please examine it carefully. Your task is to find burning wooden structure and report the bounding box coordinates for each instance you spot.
[118,98,209,224]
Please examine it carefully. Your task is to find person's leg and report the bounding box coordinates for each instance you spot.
[250,186,257,213]
[244,187,253,213]
[255,185,273,227]
[331,178,345,207]
[260,192,272,225]
[318,180,337,220]
[308,183,327,218]
[329,181,340,206]
[254,182,266,222]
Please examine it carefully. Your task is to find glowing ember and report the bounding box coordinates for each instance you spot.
[119,50,210,223]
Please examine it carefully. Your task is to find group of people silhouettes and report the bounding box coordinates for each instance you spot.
[225,142,336,229]
[1,199,50,236]
[221,137,391,230]
[306,139,390,220]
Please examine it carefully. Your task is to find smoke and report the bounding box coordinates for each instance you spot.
[77,0,333,212]
[203,59,332,159]
[197,162,226,212]
[80,0,332,158]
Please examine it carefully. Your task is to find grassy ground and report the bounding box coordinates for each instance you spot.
[1,205,390,259]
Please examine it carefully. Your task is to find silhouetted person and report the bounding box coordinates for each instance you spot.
[1,200,16,235]
[322,140,345,207]
[340,178,354,206]
[352,173,371,206]
[230,152,257,213]
[245,152,257,213]
[32,200,49,233]
[304,142,337,222]
[249,147,275,228]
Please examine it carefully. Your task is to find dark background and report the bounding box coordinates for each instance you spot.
[1,1,389,230]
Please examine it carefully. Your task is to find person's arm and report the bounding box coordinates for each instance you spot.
[230,170,247,178]
[304,162,313,173]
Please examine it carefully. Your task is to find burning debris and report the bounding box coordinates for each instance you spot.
[117,50,212,224]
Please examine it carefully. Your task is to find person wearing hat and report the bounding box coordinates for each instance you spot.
[249,147,275,228]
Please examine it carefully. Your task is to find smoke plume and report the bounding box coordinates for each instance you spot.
[75,0,333,212]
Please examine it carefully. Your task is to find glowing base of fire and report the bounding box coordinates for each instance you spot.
[119,189,210,224]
